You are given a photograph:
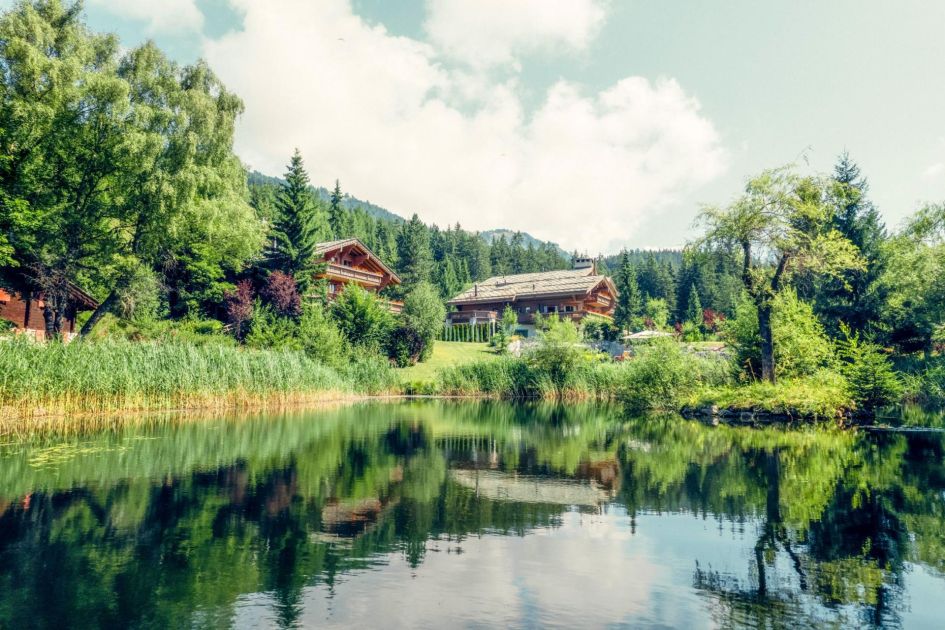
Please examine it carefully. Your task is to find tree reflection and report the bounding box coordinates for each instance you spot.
[0,403,943,628]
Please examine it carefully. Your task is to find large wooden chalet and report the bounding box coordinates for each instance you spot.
[447,257,617,335]
[315,238,402,312]
[0,282,99,341]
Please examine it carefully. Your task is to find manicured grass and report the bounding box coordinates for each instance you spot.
[398,341,500,384]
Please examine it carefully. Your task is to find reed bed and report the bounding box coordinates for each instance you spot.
[433,342,732,410]
[0,337,397,425]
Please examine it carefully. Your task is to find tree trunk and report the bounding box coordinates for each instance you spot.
[80,291,118,336]
[758,303,776,383]
[42,301,64,341]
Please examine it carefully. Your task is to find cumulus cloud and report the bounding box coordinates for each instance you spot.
[204,0,726,252]
[424,0,607,69]
[89,0,204,33]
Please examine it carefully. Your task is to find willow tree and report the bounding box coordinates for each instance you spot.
[696,167,861,383]
[0,1,261,336]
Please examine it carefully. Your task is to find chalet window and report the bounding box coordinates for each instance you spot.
[563,305,574,313]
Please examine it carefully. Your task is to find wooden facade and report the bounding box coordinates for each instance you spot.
[314,239,402,313]
[447,265,617,333]
[0,284,98,341]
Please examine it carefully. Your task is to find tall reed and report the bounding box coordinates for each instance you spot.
[0,337,398,421]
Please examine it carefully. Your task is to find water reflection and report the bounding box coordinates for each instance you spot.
[0,401,944,628]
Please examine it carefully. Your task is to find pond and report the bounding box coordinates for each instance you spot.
[1,401,944,629]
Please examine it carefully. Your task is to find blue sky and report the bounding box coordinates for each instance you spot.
[7,0,945,253]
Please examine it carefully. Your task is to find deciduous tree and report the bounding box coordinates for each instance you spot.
[698,167,862,382]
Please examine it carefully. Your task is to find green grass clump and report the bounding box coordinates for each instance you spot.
[685,369,853,419]
[0,337,399,422]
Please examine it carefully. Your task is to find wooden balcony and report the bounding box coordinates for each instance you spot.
[323,263,385,287]
[381,299,404,314]
[448,310,498,323]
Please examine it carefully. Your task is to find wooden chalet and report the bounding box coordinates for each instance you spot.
[446,257,617,335]
[314,238,402,312]
[0,283,99,341]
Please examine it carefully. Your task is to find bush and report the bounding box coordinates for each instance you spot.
[297,303,348,369]
[723,290,833,380]
[244,303,299,351]
[618,340,729,412]
[527,316,587,387]
[261,271,302,318]
[836,326,901,413]
[388,325,426,367]
[331,284,394,350]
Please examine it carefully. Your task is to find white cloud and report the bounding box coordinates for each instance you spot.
[205,0,726,252]
[923,162,945,179]
[424,0,607,69]
[89,0,204,34]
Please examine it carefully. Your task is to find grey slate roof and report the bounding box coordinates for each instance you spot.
[448,267,616,305]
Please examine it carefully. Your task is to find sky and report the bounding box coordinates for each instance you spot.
[6,0,945,254]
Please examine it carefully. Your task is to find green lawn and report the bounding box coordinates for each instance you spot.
[399,341,500,384]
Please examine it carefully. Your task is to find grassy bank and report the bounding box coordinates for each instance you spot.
[397,341,500,386]
[683,370,854,420]
[0,337,399,424]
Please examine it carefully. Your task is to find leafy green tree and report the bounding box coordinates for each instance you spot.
[396,214,433,291]
[698,167,862,382]
[399,282,446,362]
[266,150,327,291]
[644,298,669,330]
[876,204,945,352]
[0,2,261,336]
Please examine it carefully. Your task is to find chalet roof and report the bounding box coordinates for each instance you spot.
[0,279,98,310]
[448,267,616,305]
[314,238,401,284]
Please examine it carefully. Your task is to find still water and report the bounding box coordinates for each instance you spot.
[1,401,945,629]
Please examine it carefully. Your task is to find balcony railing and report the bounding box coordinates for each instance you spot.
[448,310,498,323]
[323,263,385,286]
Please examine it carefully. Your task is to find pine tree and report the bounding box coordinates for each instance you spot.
[614,252,642,331]
[810,152,887,334]
[396,214,433,291]
[328,179,351,238]
[266,150,327,291]
[686,285,703,326]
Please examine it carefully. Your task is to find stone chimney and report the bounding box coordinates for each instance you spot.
[572,254,594,271]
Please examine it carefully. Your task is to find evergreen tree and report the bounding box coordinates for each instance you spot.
[266,150,326,292]
[396,214,433,291]
[613,252,642,331]
[686,285,703,326]
[810,152,887,334]
[328,179,351,238]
